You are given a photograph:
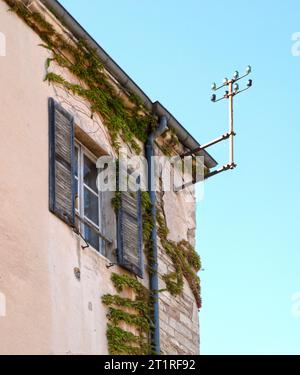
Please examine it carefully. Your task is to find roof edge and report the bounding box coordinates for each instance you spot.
[39,0,217,169]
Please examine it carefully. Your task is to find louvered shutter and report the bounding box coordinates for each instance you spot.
[49,98,75,226]
[117,185,143,278]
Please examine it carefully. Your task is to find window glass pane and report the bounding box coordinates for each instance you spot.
[84,187,99,225]
[84,155,98,192]
[75,147,78,177]
[84,225,100,252]
[75,177,79,211]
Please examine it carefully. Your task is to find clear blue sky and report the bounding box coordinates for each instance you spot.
[60,0,300,354]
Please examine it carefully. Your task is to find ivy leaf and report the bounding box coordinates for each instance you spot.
[38,43,52,51]
[45,57,54,69]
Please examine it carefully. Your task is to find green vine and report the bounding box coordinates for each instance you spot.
[106,325,148,355]
[107,307,150,332]
[157,209,202,308]
[6,0,203,351]
[110,272,148,299]
[158,128,180,156]
[4,0,156,153]
[102,294,147,313]
[102,273,151,355]
[141,191,154,247]
[111,191,122,212]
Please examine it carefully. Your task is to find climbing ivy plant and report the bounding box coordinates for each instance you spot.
[101,273,151,355]
[4,0,203,353]
[3,0,156,153]
[157,209,202,308]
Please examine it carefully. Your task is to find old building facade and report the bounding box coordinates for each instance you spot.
[0,0,217,355]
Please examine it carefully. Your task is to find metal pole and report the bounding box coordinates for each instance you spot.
[228,81,234,166]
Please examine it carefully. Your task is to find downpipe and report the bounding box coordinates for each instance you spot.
[145,116,168,354]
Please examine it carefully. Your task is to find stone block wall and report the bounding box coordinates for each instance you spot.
[156,159,200,355]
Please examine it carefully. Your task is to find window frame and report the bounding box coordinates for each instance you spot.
[75,140,104,254]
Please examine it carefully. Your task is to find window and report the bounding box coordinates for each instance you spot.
[75,142,103,253]
[48,97,143,276]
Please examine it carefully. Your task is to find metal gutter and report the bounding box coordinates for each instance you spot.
[39,0,153,109]
[39,0,218,169]
[153,102,218,168]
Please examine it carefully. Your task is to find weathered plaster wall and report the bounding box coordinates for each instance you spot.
[0,0,126,354]
[0,0,200,354]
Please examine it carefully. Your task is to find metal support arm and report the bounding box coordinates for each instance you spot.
[180,131,236,158]
[178,67,252,185]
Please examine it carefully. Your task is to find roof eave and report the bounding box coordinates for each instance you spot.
[39,0,218,169]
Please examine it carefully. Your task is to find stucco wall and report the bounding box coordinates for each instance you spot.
[0,0,199,355]
[0,1,123,354]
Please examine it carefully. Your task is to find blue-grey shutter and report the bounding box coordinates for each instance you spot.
[49,98,75,226]
[117,188,143,278]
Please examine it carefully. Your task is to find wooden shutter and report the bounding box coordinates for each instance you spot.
[49,98,75,226]
[117,188,143,278]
